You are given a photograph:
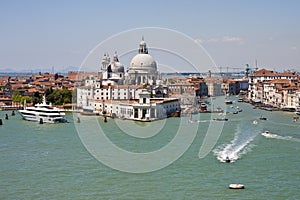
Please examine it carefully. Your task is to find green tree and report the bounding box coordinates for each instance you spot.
[21,96,32,104]
[12,90,22,103]
[32,92,42,104]
[46,89,73,105]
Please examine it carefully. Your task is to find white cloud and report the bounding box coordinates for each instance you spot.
[291,46,297,51]
[194,39,204,44]
[221,36,244,44]
[195,36,244,45]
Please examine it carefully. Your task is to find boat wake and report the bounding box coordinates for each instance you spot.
[261,132,300,142]
[188,119,210,123]
[213,123,260,163]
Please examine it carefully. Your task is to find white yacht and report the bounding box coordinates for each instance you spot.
[18,96,67,123]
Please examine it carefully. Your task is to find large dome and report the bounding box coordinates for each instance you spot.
[130,54,157,72]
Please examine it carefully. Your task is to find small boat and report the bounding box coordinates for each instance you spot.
[261,131,270,137]
[229,184,245,189]
[213,118,228,121]
[225,156,231,163]
[225,100,233,104]
[232,111,238,114]
[295,112,300,115]
[259,116,267,120]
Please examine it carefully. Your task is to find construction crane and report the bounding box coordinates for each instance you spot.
[245,63,259,78]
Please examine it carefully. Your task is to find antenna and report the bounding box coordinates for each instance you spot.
[255,59,258,69]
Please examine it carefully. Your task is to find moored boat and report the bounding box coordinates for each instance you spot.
[225,100,233,104]
[18,96,67,123]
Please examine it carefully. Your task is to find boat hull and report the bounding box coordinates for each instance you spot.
[18,111,67,123]
[229,184,245,189]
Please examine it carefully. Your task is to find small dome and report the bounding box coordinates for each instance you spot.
[111,61,124,73]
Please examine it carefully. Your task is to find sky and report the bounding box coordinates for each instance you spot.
[0,0,299,73]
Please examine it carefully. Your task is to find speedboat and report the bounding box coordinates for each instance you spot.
[229,184,245,189]
[18,96,67,123]
[261,131,270,137]
[213,118,228,121]
[225,156,231,163]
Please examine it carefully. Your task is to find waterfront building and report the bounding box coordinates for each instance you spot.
[205,78,224,97]
[90,89,180,121]
[248,68,300,110]
[168,82,197,105]
[248,68,297,102]
[222,78,241,95]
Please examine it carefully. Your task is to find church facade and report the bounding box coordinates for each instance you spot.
[76,38,180,121]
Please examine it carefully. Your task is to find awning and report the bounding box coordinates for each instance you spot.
[252,99,261,103]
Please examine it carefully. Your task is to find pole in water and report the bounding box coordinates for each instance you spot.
[104,116,107,123]
[0,119,3,125]
[12,110,15,116]
[77,117,80,123]
[4,114,8,120]
[39,118,43,124]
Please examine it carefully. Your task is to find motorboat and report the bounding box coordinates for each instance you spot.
[213,118,228,121]
[224,100,233,104]
[225,156,231,163]
[261,131,271,137]
[18,96,67,123]
[259,116,267,120]
[229,184,245,189]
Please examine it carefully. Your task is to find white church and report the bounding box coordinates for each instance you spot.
[76,38,181,121]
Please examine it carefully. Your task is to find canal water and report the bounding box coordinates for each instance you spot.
[1,97,299,199]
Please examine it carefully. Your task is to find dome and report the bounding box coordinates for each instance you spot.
[111,61,124,73]
[130,54,157,72]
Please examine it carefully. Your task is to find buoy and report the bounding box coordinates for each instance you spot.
[39,118,43,124]
[12,110,15,116]
[229,184,245,189]
[0,119,3,125]
[4,114,8,120]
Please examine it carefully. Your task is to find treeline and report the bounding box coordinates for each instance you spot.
[12,88,74,105]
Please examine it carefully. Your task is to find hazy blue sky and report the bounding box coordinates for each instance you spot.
[0,0,299,73]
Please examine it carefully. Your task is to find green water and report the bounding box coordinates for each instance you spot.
[1,97,300,199]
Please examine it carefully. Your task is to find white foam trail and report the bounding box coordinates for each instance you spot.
[261,132,300,142]
[213,124,259,163]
